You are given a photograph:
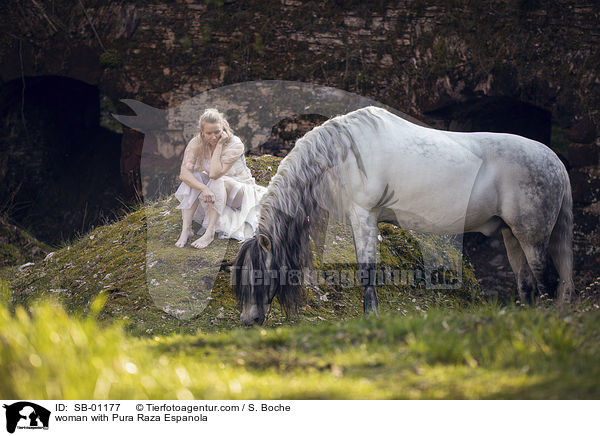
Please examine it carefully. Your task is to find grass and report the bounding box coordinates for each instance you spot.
[0,215,50,268]
[0,287,598,399]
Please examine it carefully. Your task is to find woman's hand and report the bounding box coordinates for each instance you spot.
[201,187,215,203]
[217,131,230,145]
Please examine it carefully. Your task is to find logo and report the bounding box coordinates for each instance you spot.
[3,402,50,433]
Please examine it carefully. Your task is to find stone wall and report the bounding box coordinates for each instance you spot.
[1,0,598,271]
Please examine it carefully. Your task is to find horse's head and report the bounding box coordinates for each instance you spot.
[232,233,277,326]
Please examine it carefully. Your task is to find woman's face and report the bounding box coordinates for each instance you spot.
[202,122,223,147]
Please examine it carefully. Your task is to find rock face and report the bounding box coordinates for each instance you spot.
[0,0,598,274]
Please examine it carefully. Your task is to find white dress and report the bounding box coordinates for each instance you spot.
[174,135,267,241]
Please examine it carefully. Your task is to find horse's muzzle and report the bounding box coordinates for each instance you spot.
[240,313,265,327]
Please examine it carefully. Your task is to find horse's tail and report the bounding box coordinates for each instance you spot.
[549,170,575,303]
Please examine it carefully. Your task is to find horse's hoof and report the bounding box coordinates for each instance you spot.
[557,295,572,306]
[363,286,379,316]
[367,308,379,317]
[363,302,379,317]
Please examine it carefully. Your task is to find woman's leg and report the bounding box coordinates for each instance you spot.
[175,197,199,247]
[191,177,225,249]
[191,178,242,248]
[191,202,219,248]
[225,178,244,209]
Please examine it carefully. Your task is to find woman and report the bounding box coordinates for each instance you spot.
[174,108,267,248]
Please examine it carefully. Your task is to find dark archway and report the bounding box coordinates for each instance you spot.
[0,75,128,245]
[256,113,328,157]
[425,96,552,147]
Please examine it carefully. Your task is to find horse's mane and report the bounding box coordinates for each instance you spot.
[252,106,386,313]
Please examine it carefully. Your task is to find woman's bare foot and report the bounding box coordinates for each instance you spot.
[175,229,194,247]
[191,230,214,249]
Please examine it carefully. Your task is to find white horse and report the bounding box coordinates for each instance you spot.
[233,106,574,326]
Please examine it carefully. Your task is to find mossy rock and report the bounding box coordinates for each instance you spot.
[3,155,481,336]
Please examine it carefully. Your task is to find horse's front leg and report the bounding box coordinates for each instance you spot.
[349,204,379,315]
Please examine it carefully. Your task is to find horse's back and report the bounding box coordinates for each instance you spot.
[344,108,485,232]
[345,107,569,236]
[450,130,569,240]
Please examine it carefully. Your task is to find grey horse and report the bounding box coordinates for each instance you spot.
[233,106,574,325]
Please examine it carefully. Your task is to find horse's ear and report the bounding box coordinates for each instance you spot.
[258,234,272,252]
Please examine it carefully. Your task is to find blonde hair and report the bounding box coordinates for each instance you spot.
[196,108,234,159]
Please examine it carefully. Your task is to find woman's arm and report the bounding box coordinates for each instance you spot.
[178,140,214,203]
[179,165,207,191]
[179,141,206,190]
[209,133,243,179]
[209,133,230,179]
[179,166,214,203]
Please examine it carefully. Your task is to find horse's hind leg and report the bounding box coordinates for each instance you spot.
[501,227,536,304]
[348,204,379,315]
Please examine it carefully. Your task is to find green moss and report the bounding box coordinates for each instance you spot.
[206,0,225,7]
[246,154,280,185]
[252,33,265,55]
[99,49,120,68]
[180,36,192,51]
[0,243,20,265]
